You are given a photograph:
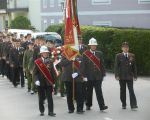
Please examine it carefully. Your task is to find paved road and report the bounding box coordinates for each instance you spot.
[0,74,150,120]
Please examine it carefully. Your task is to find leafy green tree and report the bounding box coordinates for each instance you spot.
[11,16,31,29]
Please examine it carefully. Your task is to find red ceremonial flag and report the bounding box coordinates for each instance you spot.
[63,0,81,61]
[72,0,81,37]
[64,0,75,45]
[63,45,79,61]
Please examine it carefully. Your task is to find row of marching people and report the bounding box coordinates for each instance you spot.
[33,37,109,116]
[33,37,138,116]
[0,32,65,96]
[0,31,138,117]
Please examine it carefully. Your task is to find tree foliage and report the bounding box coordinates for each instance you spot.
[11,16,31,29]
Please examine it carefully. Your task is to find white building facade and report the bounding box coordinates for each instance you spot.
[0,0,150,31]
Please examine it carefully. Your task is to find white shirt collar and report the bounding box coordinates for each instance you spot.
[123,52,128,57]
[90,49,95,54]
[41,57,45,62]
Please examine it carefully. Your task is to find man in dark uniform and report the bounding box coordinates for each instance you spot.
[0,32,4,75]
[77,37,88,104]
[81,38,108,111]
[4,34,13,81]
[9,38,25,87]
[114,42,138,110]
[34,45,56,116]
[1,35,7,77]
[57,55,85,114]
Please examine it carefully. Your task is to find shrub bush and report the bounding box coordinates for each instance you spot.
[11,16,31,29]
[46,24,150,76]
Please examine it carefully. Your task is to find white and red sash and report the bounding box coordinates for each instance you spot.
[84,50,102,71]
[35,58,55,86]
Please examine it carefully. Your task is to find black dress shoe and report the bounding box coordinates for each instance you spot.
[61,93,65,97]
[77,110,85,114]
[86,106,91,110]
[122,105,126,109]
[68,110,74,113]
[54,91,57,95]
[48,112,56,116]
[131,105,138,110]
[100,106,108,111]
[28,89,31,92]
[40,113,44,116]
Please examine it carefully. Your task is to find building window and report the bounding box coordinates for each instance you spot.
[58,0,64,6]
[43,19,48,31]
[92,0,111,5]
[59,19,63,24]
[43,0,47,8]
[138,0,150,4]
[93,21,112,26]
[50,19,55,24]
[50,0,54,7]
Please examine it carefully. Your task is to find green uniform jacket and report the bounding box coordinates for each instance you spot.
[23,49,34,71]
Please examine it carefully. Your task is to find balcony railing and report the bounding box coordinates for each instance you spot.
[7,0,28,11]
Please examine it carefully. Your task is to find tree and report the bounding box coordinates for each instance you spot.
[11,16,31,29]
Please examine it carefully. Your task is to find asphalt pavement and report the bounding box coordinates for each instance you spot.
[0,73,150,120]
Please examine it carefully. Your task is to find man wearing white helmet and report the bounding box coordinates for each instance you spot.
[81,37,108,111]
[34,45,56,116]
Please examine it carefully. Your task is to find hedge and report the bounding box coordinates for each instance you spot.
[46,24,150,76]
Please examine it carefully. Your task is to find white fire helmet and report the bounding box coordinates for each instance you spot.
[40,46,49,53]
[88,37,98,45]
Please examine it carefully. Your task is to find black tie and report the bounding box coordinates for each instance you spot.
[79,45,81,50]
[93,52,95,55]
[125,54,128,59]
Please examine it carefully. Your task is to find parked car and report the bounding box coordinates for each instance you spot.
[8,29,33,38]
[32,32,63,46]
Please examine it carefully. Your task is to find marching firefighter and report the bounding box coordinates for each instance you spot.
[34,45,56,116]
[81,38,108,111]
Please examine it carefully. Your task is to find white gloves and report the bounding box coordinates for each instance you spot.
[72,72,79,79]
[83,77,88,82]
[35,81,40,86]
[57,59,61,63]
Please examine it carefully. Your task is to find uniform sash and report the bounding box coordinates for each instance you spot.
[73,60,80,69]
[35,58,55,86]
[84,50,101,71]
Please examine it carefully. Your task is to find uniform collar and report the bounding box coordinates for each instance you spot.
[123,52,129,57]
[90,49,95,55]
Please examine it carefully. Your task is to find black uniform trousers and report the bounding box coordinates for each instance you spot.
[12,67,20,87]
[86,80,105,109]
[119,80,137,107]
[1,59,6,76]
[0,59,2,75]
[19,67,25,87]
[82,81,87,102]
[12,66,24,87]
[37,86,53,113]
[5,63,10,80]
[65,81,84,112]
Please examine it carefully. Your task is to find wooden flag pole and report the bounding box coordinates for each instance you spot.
[72,60,75,102]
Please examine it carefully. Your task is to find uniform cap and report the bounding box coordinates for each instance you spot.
[122,42,129,47]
